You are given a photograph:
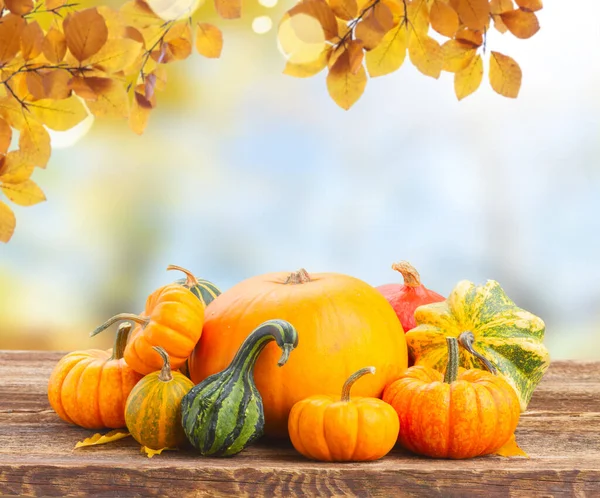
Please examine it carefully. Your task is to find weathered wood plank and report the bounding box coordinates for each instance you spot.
[0,351,599,497]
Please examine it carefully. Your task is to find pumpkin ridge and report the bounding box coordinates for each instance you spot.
[480,383,500,455]
[95,359,107,429]
[67,360,92,427]
[49,355,81,424]
[446,382,453,458]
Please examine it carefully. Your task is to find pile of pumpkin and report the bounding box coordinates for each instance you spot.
[48,262,550,461]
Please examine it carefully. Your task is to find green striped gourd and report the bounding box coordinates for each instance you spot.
[406,279,550,411]
[125,346,194,450]
[167,264,221,307]
[181,319,298,457]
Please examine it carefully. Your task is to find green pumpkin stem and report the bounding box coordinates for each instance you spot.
[110,323,131,360]
[444,337,460,384]
[90,313,150,338]
[285,269,311,285]
[166,264,199,288]
[341,366,376,402]
[391,261,421,287]
[153,346,173,382]
[458,331,498,375]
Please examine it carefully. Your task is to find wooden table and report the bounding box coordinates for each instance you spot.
[1,351,599,497]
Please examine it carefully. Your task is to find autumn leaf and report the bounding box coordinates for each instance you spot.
[329,0,358,21]
[489,51,522,98]
[42,27,67,64]
[141,446,177,458]
[441,39,476,73]
[430,0,460,38]
[87,38,144,74]
[1,179,46,206]
[0,151,34,184]
[215,0,242,20]
[5,0,34,15]
[454,53,482,100]
[494,434,530,458]
[327,49,367,110]
[408,34,443,79]
[405,0,429,37]
[501,9,540,39]
[449,0,490,31]
[31,96,88,131]
[287,0,338,42]
[0,200,16,243]
[365,24,407,78]
[19,119,51,168]
[455,27,483,46]
[515,0,542,11]
[195,23,223,59]
[45,0,67,9]
[283,48,330,77]
[491,0,516,13]
[120,0,164,30]
[20,21,44,61]
[129,91,152,135]
[74,430,131,449]
[354,2,394,50]
[85,79,129,119]
[64,8,109,62]
[161,22,193,62]
[0,14,26,64]
[0,118,11,154]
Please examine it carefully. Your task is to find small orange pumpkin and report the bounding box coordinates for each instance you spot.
[91,266,205,375]
[288,367,399,462]
[47,324,143,429]
[383,336,521,459]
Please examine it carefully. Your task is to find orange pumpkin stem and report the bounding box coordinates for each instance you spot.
[285,269,311,285]
[90,313,150,338]
[111,323,132,360]
[391,261,421,287]
[444,337,459,384]
[341,366,375,402]
[458,331,498,375]
[166,264,199,288]
[153,346,173,382]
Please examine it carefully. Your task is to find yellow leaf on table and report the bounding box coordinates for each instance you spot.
[287,0,339,42]
[0,14,26,64]
[355,2,394,50]
[74,430,131,449]
[195,23,223,59]
[515,0,542,11]
[365,24,407,78]
[86,80,129,119]
[449,0,490,31]
[441,39,476,73]
[0,118,11,154]
[0,200,16,243]
[454,53,482,100]
[0,151,34,183]
[20,21,44,61]
[408,33,443,79]
[31,96,88,131]
[1,179,46,206]
[141,446,177,458]
[430,0,459,38]
[63,8,109,62]
[215,0,241,20]
[86,38,143,74]
[329,0,357,21]
[283,48,330,78]
[43,27,67,64]
[494,434,530,458]
[501,9,540,39]
[5,0,34,15]
[489,51,522,98]
[326,50,367,110]
[19,119,51,168]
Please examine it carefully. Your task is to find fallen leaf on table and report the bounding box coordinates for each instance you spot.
[74,429,131,449]
[141,446,178,458]
[494,433,529,458]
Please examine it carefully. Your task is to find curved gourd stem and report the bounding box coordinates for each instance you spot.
[284,269,311,285]
[167,264,199,288]
[110,323,132,360]
[391,261,421,287]
[444,337,459,384]
[153,346,173,382]
[90,313,149,338]
[458,331,498,375]
[341,367,375,402]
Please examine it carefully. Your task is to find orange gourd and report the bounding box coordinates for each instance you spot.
[47,324,143,429]
[383,336,521,459]
[91,266,205,375]
[189,268,407,437]
[288,367,399,462]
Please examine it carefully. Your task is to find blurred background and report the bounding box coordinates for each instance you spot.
[0,1,599,359]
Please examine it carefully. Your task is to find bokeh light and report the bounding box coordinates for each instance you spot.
[147,0,204,21]
[252,16,273,35]
[277,13,327,64]
[258,0,278,7]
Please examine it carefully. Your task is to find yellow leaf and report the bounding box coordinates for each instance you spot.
[120,0,163,30]
[0,150,34,183]
[326,50,367,110]
[20,21,44,61]
[31,96,88,131]
[0,200,16,243]
[441,39,476,73]
[355,2,394,50]
[406,0,429,37]
[0,95,26,130]
[494,434,530,458]
[489,51,522,98]
[42,27,67,64]
[501,9,540,39]
[278,12,328,65]
[5,0,34,15]
[19,119,51,168]
[287,0,339,42]
[283,48,330,78]
[141,445,177,458]
[347,40,364,74]
[86,80,129,119]
[159,22,192,62]
[491,0,515,13]
[129,92,151,135]
[64,8,109,62]
[329,0,358,21]
[87,38,144,74]
[1,179,46,206]
[515,0,542,12]
[215,0,241,20]
[0,118,11,154]
[449,0,490,31]
[195,23,223,59]
[0,14,26,64]
[430,0,459,37]
[365,24,407,78]
[455,27,483,46]
[454,53,482,100]
[74,430,131,449]
[408,34,443,79]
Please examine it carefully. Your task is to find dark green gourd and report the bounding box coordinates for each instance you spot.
[167,264,221,307]
[181,319,298,457]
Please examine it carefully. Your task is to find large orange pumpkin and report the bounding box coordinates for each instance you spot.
[188,268,407,437]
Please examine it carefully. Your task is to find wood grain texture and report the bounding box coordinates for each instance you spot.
[0,351,599,497]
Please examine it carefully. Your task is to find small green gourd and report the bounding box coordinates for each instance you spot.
[181,319,298,457]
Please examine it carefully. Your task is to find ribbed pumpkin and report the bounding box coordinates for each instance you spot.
[91,267,205,375]
[167,264,221,307]
[47,324,143,429]
[182,320,298,456]
[125,346,194,450]
[383,337,521,459]
[189,268,407,437]
[406,279,550,411]
[288,367,399,462]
